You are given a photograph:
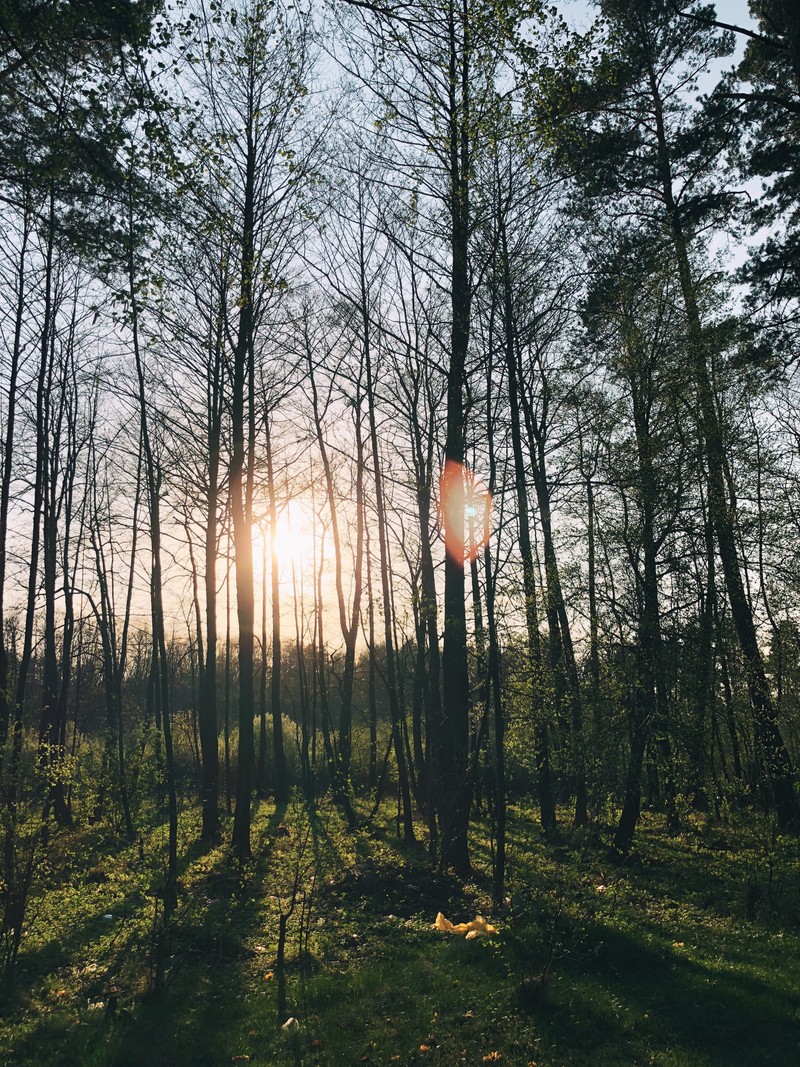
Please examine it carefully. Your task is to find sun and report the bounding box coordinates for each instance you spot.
[252,500,317,575]
[271,508,311,567]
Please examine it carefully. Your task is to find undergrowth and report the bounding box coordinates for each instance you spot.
[0,796,798,1067]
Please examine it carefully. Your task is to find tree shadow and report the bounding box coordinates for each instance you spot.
[527,911,800,1066]
[2,798,310,1066]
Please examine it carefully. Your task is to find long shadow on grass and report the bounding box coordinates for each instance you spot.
[618,828,800,928]
[3,800,302,1067]
[535,913,799,1066]
[9,880,153,1004]
[10,810,246,1004]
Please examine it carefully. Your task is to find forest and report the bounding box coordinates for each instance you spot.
[0,0,799,1064]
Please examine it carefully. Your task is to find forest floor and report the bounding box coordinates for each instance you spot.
[1,795,799,1067]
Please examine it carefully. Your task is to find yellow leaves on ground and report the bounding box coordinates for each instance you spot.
[433,912,499,938]
[483,1053,502,1062]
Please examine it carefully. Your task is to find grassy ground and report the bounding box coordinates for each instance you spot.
[1,795,798,1067]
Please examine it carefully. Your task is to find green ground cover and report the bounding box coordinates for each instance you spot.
[1,798,798,1067]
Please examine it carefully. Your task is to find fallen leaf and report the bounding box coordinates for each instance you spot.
[483,1054,501,1063]
[420,1045,430,1052]
[263,971,274,980]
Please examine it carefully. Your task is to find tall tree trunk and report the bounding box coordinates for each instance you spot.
[292,553,310,787]
[305,328,361,824]
[528,424,588,829]
[438,1,474,873]
[36,189,73,827]
[200,317,223,842]
[2,188,53,981]
[266,415,288,802]
[129,224,177,919]
[498,217,555,838]
[257,525,269,795]
[230,88,257,861]
[614,388,671,853]
[402,339,441,853]
[90,431,138,841]
[365,520,379,791]
[0,193,30,766]
[363,312,415,847]
[648,63,797,828]
[483,295,505,905]
[51,351,82,829]
[585,460,601,725]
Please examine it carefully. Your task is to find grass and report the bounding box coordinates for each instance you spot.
[1,795,798,1067]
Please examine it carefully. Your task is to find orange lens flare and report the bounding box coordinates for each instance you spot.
[440,459,492,563]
